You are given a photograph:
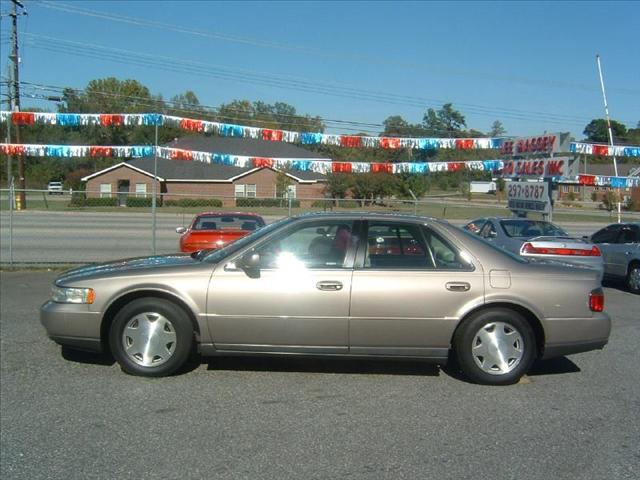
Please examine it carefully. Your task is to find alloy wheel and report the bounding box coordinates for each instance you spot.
[471,321,524,375]
[122,312,177,367]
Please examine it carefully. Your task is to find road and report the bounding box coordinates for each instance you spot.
[0,210,621,264]
[1,272,639,479]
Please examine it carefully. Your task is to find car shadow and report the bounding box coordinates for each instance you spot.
[602,278,631,294]
[61,346,115,366]
[528,356,581,376]
[205,355,440,377]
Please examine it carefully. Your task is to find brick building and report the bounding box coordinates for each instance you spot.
[81,136,329,206]
[556,163,639,208]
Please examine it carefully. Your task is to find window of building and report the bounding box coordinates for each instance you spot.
[562,185,569,193]
[135,183,147,197]
[99,183,112,198]
[235,184,257,198]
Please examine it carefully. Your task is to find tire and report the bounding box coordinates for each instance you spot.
[626,263,640,295]
[454,308,536,385]
[109,297,194,377]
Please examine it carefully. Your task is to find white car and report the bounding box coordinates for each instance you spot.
[590,222,640,294]
[464,217,605,280]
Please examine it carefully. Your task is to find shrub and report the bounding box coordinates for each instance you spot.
[236,198,300,208]
[311,199,333,209]
[126,197,158,208]
[86,197,118,207]
[334,199,359,208]
[68,192,86,207]
[163,198,223,207]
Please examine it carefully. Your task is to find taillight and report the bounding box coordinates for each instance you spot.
[589,288,605,312]
[521,243,601,257]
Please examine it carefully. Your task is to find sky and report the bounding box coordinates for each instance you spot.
[1,0,639,139]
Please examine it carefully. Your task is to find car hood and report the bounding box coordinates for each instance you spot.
[56,254,203,284]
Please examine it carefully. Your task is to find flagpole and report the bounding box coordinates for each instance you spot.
[596,54,621,223]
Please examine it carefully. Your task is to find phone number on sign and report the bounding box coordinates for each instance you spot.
[507,183,547,201]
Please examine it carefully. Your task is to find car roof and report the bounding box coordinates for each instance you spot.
[195,212,263,218]
[290,211,441,223]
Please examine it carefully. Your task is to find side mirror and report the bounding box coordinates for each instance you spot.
[238,252,261,278]
[176,227,187,234]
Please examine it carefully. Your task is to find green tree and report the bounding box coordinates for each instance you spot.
[583,119,628,143]
[423,103,466,137]
[60,78,159,113]
[394,173,430,199]
[324,173,351,199]
[275,169,292,198]
[216,99,324,132]
[626,123,640,145]
[169,90,205,117]
[489,120,506,137]
[383,115,411,136]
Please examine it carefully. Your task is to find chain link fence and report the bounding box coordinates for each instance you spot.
[9,187,626,266]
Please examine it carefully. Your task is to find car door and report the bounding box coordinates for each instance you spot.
[607,226,639,278]
[205,218,360,353]
[591,224,623,276]
[349,220,484,358]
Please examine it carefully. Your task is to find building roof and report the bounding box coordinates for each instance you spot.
[579,163,640,177]
[81,157,327,183]
[166,135,331,160]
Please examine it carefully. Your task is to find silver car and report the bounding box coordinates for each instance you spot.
[589,222,640,294]
[464,217,604,280]
[41,213,611,385]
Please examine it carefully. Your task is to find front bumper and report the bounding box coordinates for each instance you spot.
[40,301,103,352]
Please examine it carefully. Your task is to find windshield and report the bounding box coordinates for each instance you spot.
[192,214,265,231]
[201,216,295,263]
[499,219,567,238]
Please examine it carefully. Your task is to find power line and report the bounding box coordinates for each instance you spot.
[19,33,618,128]
[33,0,640,97]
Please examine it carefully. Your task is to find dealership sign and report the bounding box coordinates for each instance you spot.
[500,133,570,156]
[506,181,551,214]
[501,157,574,178]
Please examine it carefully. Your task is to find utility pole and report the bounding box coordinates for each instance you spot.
[9,0,26,209]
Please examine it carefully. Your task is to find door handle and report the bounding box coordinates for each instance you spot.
[316,281,343,291]
[446,282,470,292]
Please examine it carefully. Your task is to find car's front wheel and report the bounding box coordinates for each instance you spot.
[454,308,536,385]
[109,297,194,377]
[626,263,640,294]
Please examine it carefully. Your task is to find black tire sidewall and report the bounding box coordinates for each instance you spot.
[109,298,194,377]
[626,264,640,294]
[455,308,536,385]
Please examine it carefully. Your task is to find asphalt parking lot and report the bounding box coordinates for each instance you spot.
[1,272,639,480]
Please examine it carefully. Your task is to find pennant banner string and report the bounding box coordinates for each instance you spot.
[0,110,502,151]
[0,142,506,175]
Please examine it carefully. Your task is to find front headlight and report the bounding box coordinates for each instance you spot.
[51,285,95,304]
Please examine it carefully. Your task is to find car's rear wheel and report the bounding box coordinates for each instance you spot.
[109,298,194,377]
[454,308,536,385]
[626,263,640,294]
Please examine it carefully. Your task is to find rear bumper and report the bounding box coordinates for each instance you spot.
[542,311,611,359]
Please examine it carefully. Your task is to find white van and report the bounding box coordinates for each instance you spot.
[47,182,64,195]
